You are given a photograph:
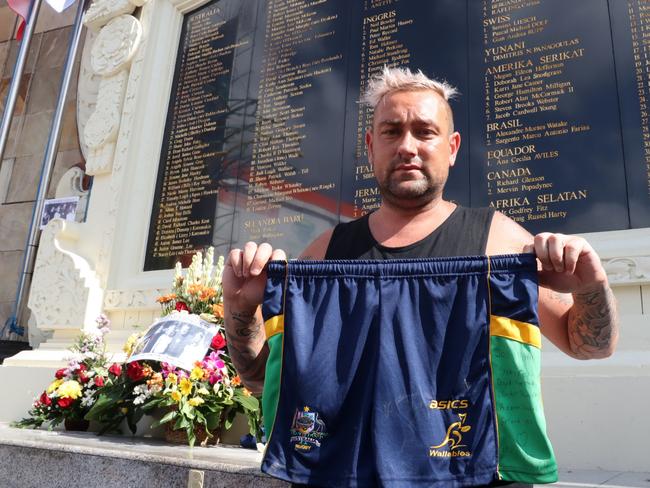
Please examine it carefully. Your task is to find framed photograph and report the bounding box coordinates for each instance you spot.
[40,196,80,229]
[128,314,218,371]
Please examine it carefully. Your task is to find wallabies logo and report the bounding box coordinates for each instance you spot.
[429,401,473,458]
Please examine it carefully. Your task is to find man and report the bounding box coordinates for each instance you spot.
[222,67,618,485]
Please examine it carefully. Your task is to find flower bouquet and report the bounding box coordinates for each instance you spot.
[148,248,261,446]
[87,248,262,446]
[83,357,159,435]
[13,315,112,431]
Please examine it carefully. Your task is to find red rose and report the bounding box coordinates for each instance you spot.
[126,362,145,382]
[78,363,87,372]
[58,397,74,408]
[55,368,66,379]
[78,371,90,384]
[175,301,189,312]
[94,376,104,387]
[211,333,226,350]
[108,363,122,376]
[40,392,51,406]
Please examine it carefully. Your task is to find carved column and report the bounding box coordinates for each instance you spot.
[26,0,150,348]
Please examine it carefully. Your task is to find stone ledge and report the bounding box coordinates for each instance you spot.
[0,422,289,488]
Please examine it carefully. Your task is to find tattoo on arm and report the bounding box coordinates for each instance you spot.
[225,310,268,393]
[568,286,618,359]
[230,311,263,340]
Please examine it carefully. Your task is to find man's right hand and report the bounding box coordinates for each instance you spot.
[223,242,287,308]
[222,242,286,395]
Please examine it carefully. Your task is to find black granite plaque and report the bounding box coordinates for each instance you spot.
[145,1,241,270]
[144,0,650,270]
[213,0,350,255]
[339,0,470,220]
[610,0,650,229]
[468,0,629,234]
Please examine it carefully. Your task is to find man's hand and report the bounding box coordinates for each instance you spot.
[532,233,608,294]
[223,242,287,308]
[530,233,618,359]
[222,242,286,394]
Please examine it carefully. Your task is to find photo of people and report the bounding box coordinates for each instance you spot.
[40,196,80,229]
[128,317,217,371]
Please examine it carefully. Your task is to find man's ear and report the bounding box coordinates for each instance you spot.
[448,131,461,167]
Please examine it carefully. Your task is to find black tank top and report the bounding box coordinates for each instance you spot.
[324,206,495,259]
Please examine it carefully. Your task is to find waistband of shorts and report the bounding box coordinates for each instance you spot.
[266,254,537,278]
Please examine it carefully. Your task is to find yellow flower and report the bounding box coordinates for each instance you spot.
[190,366,204,381]
[47,379,64,394]
[197,387,209,396]
[179,378,192,396]
[188,397,204,407]
[57,380,82,399]
[170,390,182,402]
[242,388,252,397]
[123,333,142,355]
[167,373,178,385]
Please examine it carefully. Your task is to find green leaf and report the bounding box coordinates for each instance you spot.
[181,402,195,420]
[178,416,190,429]
[233,390,259,411]
[205,407,223,430]
[151,409,177,428]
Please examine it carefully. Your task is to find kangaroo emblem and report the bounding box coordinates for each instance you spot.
[431,413,472,450]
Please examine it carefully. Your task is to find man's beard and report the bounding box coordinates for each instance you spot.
[376,158,445,206]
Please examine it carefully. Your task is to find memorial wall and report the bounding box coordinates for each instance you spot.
[144,0,650,270]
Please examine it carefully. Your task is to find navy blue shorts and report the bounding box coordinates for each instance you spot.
[261,256,556,487]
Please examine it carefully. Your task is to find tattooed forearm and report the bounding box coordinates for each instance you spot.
[568,285,618,359]
[230,311,263,339]
[224,308,268,394]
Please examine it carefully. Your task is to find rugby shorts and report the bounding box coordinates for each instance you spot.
[261,256,557,487]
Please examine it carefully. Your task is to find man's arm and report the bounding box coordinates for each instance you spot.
[487,212,619,359]
[222,232,332,394]
[222,243,283,394]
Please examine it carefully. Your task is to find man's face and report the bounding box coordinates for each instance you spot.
[366,90,461,208]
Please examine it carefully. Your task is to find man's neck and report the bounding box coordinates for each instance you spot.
[368,199,457,248]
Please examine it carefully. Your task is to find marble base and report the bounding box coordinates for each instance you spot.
[0,423,288,488]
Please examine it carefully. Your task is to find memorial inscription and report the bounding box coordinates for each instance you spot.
[144,0,650,270]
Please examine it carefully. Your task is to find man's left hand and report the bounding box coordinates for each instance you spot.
[530,232,609,294]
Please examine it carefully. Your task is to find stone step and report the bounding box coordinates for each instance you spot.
[2,423,649,487]
[0,423,288,488]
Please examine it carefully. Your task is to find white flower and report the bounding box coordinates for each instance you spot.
[132,383,160,405]
[81,388,96,408]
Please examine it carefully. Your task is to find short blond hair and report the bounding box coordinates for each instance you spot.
[361,66,458,132]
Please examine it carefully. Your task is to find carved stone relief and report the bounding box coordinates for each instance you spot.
[603,257,650,285]
[83,0,149,31]
[28,220,103,331]
[83,70,129,175]
[77,29,100,161]
[82,13,142,176]
[90,15,143,77]
[104,288,168,310]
